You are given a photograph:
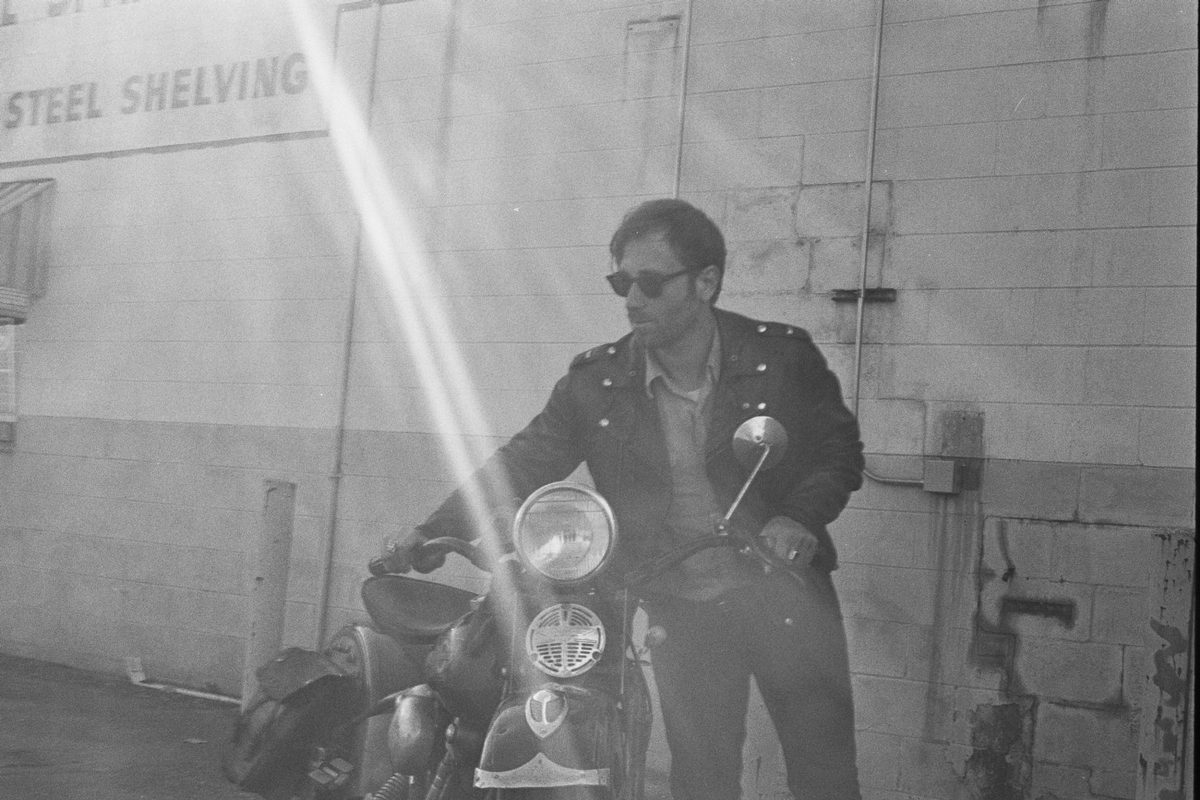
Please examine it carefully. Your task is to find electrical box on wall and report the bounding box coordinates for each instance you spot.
[922,409,985,494]
[923,458,962,494]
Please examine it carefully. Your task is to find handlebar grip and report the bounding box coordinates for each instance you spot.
[420,537,490,572]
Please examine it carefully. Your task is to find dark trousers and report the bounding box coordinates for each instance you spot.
[645,570,860,800]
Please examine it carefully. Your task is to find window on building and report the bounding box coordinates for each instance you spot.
[1,179,55,447]
[1,179,55,325]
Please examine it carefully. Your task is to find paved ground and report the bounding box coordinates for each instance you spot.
[0,654,258,800]
[0,653,674,800]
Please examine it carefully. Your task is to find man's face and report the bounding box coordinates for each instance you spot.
[618,232,715,349]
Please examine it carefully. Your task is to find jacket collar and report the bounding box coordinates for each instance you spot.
[607,307,760,390]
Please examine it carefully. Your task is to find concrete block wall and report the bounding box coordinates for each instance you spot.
[335,1,1195,797]
[0,137,357,692]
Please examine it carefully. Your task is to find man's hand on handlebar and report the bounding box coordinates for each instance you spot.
[369,529,447,576]
[758,516,817,567]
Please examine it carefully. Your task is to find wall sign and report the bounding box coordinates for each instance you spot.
[0,0,333,162]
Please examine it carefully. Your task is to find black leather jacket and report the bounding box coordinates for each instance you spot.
[417,309,864,573]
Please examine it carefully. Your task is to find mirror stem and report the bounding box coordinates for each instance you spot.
[722,444,771,526]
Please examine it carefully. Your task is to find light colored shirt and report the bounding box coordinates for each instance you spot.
[645,331,758,601]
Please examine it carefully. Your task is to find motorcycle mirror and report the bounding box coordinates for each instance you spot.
[731,416,788,470]
[723,417,788,525]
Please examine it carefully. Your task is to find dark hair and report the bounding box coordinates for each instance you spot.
[609,198,726,303]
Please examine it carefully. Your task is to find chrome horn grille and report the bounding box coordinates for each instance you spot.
[525,603,605,678]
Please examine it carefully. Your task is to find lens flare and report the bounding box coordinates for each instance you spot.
[288,1,522,615]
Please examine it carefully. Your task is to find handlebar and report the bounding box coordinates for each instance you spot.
[368,536,491,576]
[370,529,800,586]
[622,526,801,590]
[422,536,491,571]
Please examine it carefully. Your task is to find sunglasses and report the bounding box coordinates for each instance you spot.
[605,267,692,298]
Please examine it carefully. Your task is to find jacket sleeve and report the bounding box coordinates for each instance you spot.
[415,370,586,544]
[772,339,864,531]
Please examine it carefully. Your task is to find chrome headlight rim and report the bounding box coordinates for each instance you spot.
[512,481,618,586]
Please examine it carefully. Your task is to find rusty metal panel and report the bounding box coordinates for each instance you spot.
[1138,528,1194,800]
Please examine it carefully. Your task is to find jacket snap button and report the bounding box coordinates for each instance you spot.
[741,402,751,410]
[601,378,613,388]
[756,363,767,372]
[757,402,767,411]
[599,418,610,427]
[606,346,617,356]
[757,324,767,334]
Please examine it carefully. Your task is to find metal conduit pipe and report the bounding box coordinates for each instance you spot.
[672,0,696,199]
[851,0,922,488]
[315,0,387,647]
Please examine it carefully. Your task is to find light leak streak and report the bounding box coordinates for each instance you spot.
[289,1,513,571]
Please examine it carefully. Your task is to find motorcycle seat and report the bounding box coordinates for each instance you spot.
[361,575,478,643]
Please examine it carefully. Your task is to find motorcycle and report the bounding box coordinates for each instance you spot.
[225,416,793,800]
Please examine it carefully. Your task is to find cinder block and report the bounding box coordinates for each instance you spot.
[1096,51,1199,114]
[884,12,1033,74]
[722,238,809,295]
[760,79,872,137]
[683,89,763,142]
[1034,701,1138,767]
[1103,109,1198,169]
[1091,586,1148,646]
[1031,762,1094,800]
[838,563,938,626]
[1148,166,1198,226]
[807,238,868,295]
[1084,346,1194,407]
[845,617,911,677]
[904,626,1006,692]
[981,403,1140,464]
[923,288,1038,346]
[803,131,869,185]
[875,122,998,181]
[1014,637,1124,705]
[1078,466,1195,528]
[854,730,902,790]
[724,188,801,240]
[1089,769,1136,800]
[852,675,953,740]
[995,115,1102,175]
[890,175,1036,234]
[1032,288,1146,347]
[1143,287,1198,346]
[1137,408,1196,469]
[1052,523,1155,587]
[855,399,926,458]
[679,136,804,193]
[879,344,1086,404]
[689,28,873,94]
[896,738,973,799]
[1101,0,1200,55]
[796,181,890,238]
[983,462,1079,524]
[880,62,1049,128]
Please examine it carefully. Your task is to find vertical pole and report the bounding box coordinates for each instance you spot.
[242,479,296,710]
[671,0,695,199]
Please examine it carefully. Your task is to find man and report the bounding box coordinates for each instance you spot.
[379,198,864,799]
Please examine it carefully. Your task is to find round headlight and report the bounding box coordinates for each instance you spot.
[512,482,617,584]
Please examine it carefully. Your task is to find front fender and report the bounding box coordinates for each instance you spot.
[474,684,621,789]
